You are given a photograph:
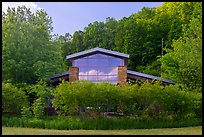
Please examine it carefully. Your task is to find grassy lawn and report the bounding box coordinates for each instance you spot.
[2,126,202,135]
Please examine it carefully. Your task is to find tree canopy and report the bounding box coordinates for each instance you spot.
[160,17,202,92]
[2,6,66,84]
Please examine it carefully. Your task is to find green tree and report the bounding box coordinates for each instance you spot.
[71,30,85,52]
[61,33,73,57]
[2,6,65,84]
[83,21,107,49]
[114,17,127,53]
[104,17,118,50]
[160,17,202,92]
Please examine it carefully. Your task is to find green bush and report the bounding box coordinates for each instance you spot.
[21,107,33,118]
[191,92,202,118]
[92,82,120,113]
[51,80,79,116]
[28,80,53,118]
[2,80,202,130]
[51,80,201,120]
[2,82,29,116]
[52,80,121,116]
[120,81,202,119]
[32,98,46,119]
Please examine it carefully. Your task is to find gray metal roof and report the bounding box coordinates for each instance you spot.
[127,70,175,84]
[49,72,69,79]
[66,47,130,60]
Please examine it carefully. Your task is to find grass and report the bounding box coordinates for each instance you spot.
[2,126,202,135]
[2,116,202,130]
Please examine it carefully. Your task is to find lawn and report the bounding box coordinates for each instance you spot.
[2,126,202,135]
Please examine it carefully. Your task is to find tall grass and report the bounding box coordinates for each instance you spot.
[2,116,202,130]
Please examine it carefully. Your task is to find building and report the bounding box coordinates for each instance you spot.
[50,47,175,86]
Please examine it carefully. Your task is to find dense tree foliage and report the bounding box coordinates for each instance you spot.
[2,82,29,116]
[2,6,66,84]
[160,17,202,92]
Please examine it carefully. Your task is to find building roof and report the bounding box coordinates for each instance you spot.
[49,72,69,79]
[66,47,130,60]
[127,70,175,84]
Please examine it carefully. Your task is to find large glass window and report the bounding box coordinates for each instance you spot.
[73,53,124,84]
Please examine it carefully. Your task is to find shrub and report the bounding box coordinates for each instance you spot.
[92,82,120,113]
[51,80,80,116]
[51,80,201,121]
[28,80,53,118]
[21,106,33,118]
[2,82,29,116]
[160,84,198,119]
[32,98,46,119]
[191,92,202,118]
[52,80,121,116]
[120,81,201,120]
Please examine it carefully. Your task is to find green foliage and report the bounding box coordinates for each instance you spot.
[32,98,46,119]
[2,116,202,130]
[28,80,51,99]
[52,80,120,116]
[137,60,162,76]
[190,92,202,118]
[2,82,29,116]
[52,80,201,120]
[21,107,33,118]
[51,80,79,116]
[160,17,202,92]
[27,80,53,118]
[2,6,66,84]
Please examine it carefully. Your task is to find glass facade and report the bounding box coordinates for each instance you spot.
[73,53,124,84]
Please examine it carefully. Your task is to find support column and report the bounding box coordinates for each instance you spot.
[69,67,79,82]
[118,66,127,86]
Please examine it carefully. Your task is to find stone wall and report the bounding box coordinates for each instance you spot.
[118,66,127,86]
[69,67,79,82]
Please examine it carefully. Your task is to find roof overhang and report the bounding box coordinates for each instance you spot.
[66,47,130,60]
[127,70,175,84]
[49,72,69,79]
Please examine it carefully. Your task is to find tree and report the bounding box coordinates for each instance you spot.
[83,21,107,49]
[71,30,85,52]
[57,33,72,58]
[2,6,65,84]
[104,17,118,50]
[114,17,127,53]
[160,17,202,92]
